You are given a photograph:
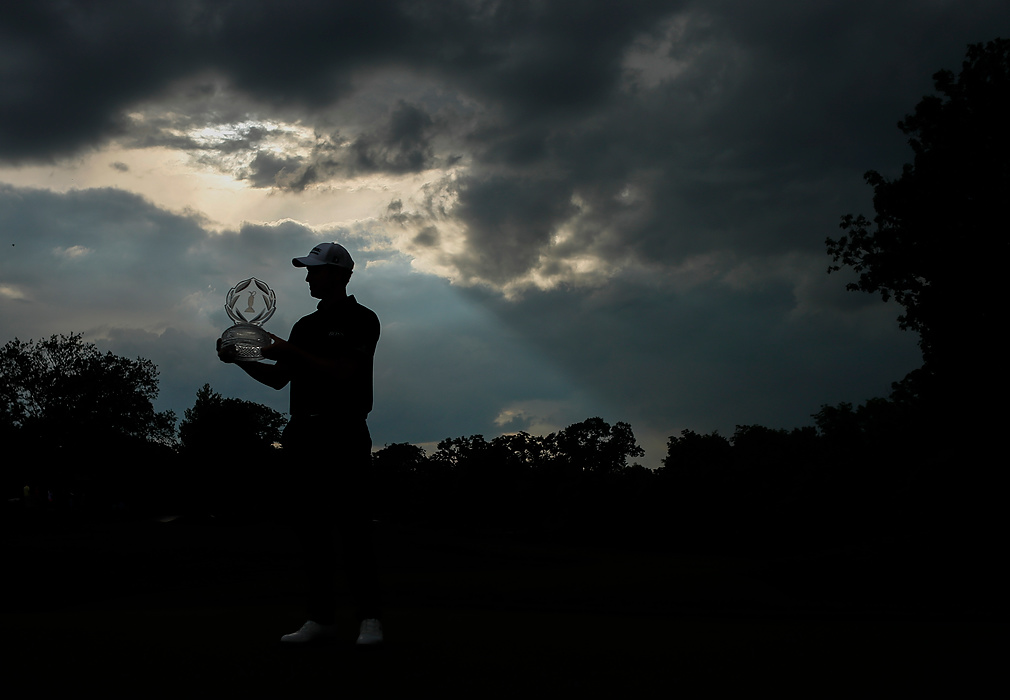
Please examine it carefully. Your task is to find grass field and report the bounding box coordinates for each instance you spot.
[3,511,1005,695]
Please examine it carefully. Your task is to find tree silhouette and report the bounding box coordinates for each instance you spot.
[372,441,427,480]
[177,383,287,515]
[0,333,175,446]
[554,417,644,476]
[371,442,431,521]
[179,383,286,456]
[659,429,732,481]
[0,334,176,508]
[824,39,1010,545]
[827,39,1010,417]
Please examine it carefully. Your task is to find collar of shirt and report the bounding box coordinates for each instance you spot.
[316,294,355,311]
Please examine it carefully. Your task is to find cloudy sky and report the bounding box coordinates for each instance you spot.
[1,1,1004,465]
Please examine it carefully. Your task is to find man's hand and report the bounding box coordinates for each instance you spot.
[217,337,238,364]
[216,333,291,389]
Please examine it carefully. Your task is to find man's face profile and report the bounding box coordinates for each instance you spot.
[305,265,347,299]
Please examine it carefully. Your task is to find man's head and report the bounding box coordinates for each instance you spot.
[292,242,354,270]
[293,242,354,299]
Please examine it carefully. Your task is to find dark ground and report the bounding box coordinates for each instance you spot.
[2,507,1006,696]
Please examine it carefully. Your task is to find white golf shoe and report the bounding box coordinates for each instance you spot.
[280,620,337,644]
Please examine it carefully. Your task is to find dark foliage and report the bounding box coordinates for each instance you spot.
[175,383,287,516]
[369,418,649,539]
[827,39,1010,427]
[825,39,1008,539]
[0,333,176,512]
[0,333,176,445]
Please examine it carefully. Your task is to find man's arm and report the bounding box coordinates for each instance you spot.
[235,358,291,389]
[260,333,369,377]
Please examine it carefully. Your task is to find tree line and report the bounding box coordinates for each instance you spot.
[0,330,934,553]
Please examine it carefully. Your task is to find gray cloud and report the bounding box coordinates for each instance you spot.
[243,151,312,189]
[350,101,438,174]
[0,1,676,160]
[450,175,578,285]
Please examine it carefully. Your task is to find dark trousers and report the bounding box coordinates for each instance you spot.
[281,416,381,623]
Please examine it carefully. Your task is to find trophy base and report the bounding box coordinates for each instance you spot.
[220,323,271,362]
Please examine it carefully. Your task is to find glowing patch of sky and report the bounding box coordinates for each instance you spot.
[0,144,416,236]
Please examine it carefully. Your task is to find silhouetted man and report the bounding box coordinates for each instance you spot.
[218,242,382,645]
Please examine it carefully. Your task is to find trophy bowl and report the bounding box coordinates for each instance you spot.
[219,323,272,362]
[220,277,277,362]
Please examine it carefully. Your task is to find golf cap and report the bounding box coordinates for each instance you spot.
[292,242,354,270]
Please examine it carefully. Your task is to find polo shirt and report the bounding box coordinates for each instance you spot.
[282,294,379,420]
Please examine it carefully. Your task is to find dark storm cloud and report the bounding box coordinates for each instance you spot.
[450,175,578,284]
[243,151,309,188]
[0,0,677,161]
[5,1,1005,286]
[521,2,1003,282]
[241,101,445,189]
[3,1,1005,174]
[350,101,437,174]
[0,1,202,160]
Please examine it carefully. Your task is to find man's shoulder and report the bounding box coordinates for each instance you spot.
[347,296,380,326]
[298,296,378,332]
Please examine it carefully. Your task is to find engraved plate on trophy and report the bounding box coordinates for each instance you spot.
[219,278,277,362]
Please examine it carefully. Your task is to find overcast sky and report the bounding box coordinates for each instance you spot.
[2,1,1004,465]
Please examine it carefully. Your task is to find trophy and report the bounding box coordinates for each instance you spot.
[219,277,277,361]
